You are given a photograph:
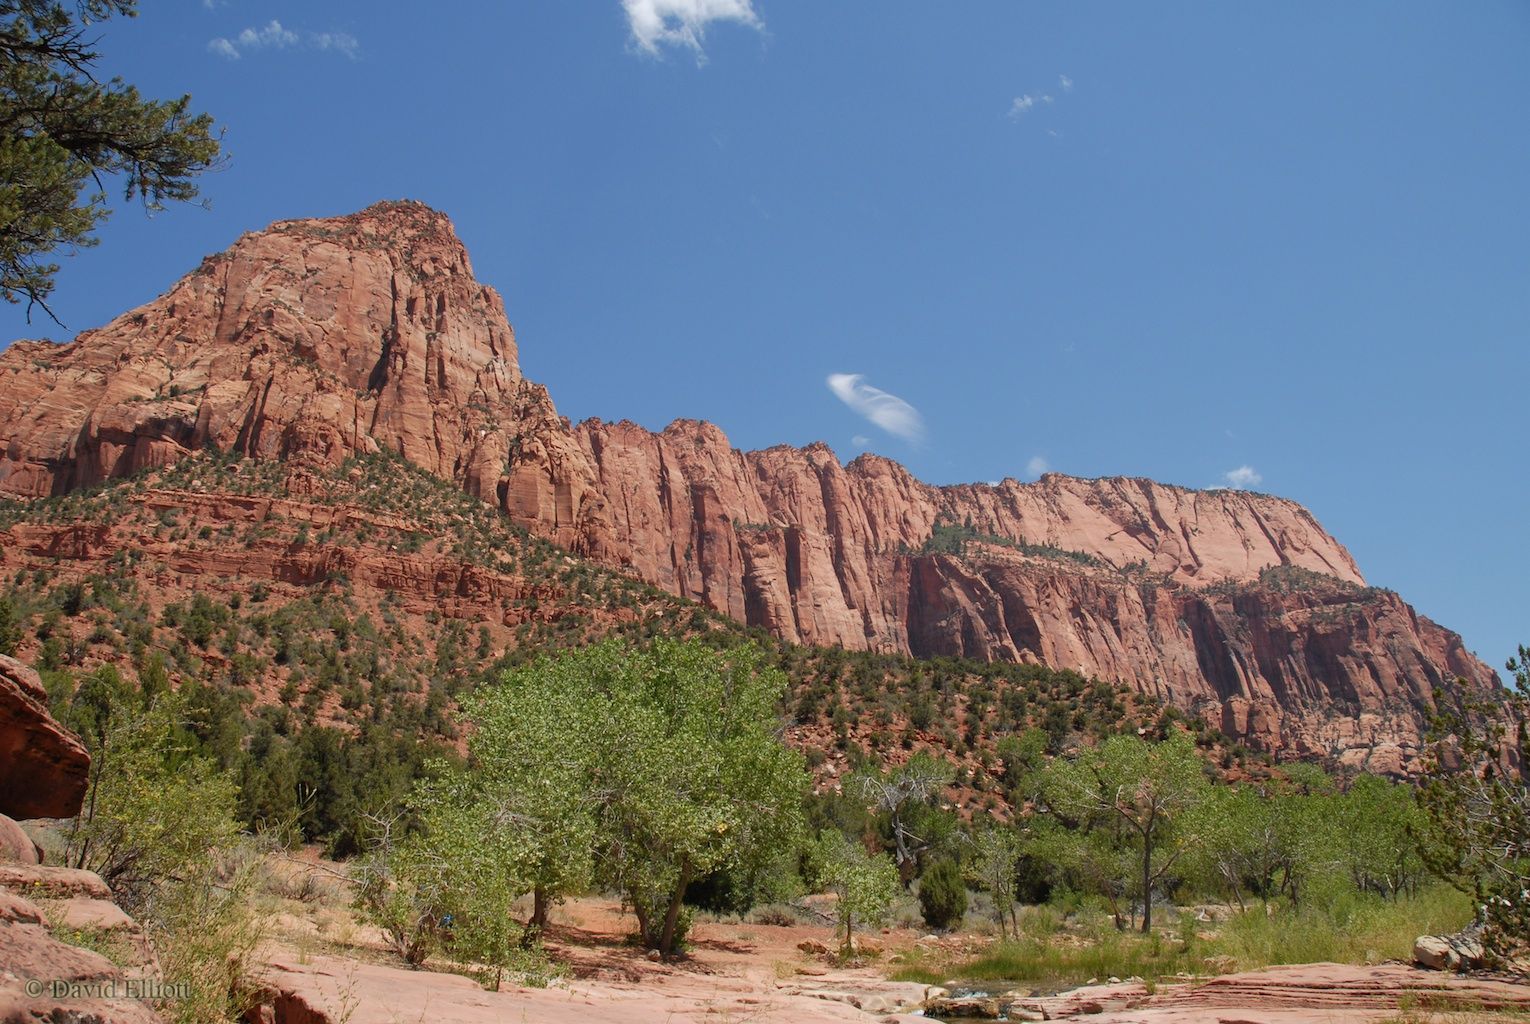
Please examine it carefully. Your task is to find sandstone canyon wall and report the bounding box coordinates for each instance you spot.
[0,202,1500,767]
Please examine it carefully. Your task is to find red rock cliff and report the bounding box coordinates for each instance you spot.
[0,203,1499,768]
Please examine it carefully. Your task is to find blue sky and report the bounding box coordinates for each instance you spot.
[2,2,1526,673]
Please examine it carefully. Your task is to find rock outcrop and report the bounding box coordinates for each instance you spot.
[0,814,40,864]
[0,653,89,819]
[1015,962,1530,1022]
[0,664,160,1022]
[0,202,1501,765]
[0,863,163,1023]
[1415,929,1488,972]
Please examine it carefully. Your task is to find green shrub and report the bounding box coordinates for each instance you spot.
[918,859,968,930]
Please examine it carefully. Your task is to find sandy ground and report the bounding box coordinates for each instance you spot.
[253,857,1530,1024]
[260,893,944,1023]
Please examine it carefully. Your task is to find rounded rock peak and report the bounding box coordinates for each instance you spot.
[267,199,464,252]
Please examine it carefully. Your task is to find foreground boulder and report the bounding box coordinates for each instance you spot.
[0,653,89,819]
[0,813,41,864]
[1415,929,1487,972]
[0,868,161,1023]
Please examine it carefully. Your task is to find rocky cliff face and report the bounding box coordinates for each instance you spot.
[0,202,1500,768]
[0,201,601,549]
[0,653,89,819]
[558,418,1493,768]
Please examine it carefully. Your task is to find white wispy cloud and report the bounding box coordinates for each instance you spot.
[851,434,871,448]
[208,20,360,60]
[1009,74,1074,123]
[1222,465,1263,490]
[312,32,360,59]
[826,373,926,444]
[1026,455,1050,478]
[239,20,297,49]
[622,0,762,61]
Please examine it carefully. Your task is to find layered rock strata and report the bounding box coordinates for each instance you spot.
[0,201,1500,766]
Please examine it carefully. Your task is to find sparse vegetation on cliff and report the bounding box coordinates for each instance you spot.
[915,518,1103,567]
[2,449,1182,853]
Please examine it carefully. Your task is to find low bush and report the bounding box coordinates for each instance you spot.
[918,860,968,930]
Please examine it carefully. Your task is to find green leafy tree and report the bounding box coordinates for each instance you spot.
[392,649,602,982]
[405,640,807,961]
[62,685,239,910]
[1193,784,1294,911]
[452,655,601,938]
[409,780,554,990]
[1,0,222,319]
[1039,731,1211,932]
[1335,774,1428,900]
[589,639,809,955]
[815,830,900,956]
[54,675,258,1022]
[971,824,1022,938]
[1025,815,1137,928]
[918,858,968,930]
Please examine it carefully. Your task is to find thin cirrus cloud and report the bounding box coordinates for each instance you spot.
[208,20,359,60]
[621,0,763,61]
[1026,455,1050,478]
[1009,73,1074,121]
[826,374,926,445]
[1222,465,1263,490]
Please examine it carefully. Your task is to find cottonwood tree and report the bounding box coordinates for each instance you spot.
[389,640,808,965]
[589,639,809,956]
[412,639,808,962]
[971,824,1023,938]
[1335,774,1428,900]
[449,656,601,939]
[1,0,221,319]
[815,830,900,957]
[1026,816,1137,929]
[1194,784,1294,911]
[1039,731,1211,932]
[353,813,448,968]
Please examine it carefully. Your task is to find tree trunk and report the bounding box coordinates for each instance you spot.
[634,901,651,947]
[523,886,549,946]
[533,887,549,929]
[1140,838,1154,934]
[658,860,692,956]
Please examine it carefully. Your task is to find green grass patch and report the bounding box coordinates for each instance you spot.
[1213,885,1472,969]
[893,887,1474,990]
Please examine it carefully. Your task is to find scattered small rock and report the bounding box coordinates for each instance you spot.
[926,994,1002,1018]
[1414,932,1485,973]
